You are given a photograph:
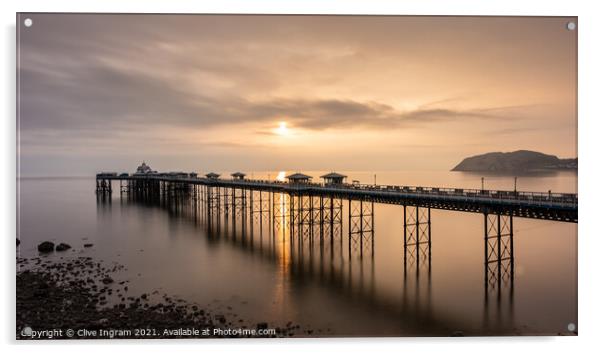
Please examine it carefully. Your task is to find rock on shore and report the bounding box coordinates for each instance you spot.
[37,241,55,253]
[16,256,303,339]
[55,243,72,251]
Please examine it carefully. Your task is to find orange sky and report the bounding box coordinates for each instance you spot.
[18,15,577,175]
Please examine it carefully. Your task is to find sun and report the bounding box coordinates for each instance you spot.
[275,121,291,136]
[276,171,286,181]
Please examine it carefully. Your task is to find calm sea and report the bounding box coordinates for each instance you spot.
[16,170,577,336]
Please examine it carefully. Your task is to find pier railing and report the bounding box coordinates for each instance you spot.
[314,182,577,207]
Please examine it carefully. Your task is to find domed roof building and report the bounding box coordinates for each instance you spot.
[135,161,156,175]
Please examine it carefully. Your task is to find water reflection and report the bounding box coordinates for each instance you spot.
[96,186,520,335]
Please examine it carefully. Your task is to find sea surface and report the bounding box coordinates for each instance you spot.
[17,170,578,336]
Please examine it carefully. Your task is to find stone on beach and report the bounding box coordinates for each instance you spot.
[55,243,72,251]
[17,256,305,339]
[37,241,55,253]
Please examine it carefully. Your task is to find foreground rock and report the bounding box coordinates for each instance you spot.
[55,243,72,251]
[16,257,302,339]
[37,241,54,253]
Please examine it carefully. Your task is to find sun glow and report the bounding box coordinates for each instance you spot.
[275,121,291,136]
[276,171,286,181]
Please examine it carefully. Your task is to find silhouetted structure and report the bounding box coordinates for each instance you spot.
[286,173,312,184]
[96,166,578,295]
[134,161,156,175]
[231,172,246,180]
[321,172,347,184]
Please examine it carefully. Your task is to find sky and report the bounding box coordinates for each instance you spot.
[17,14,577,176]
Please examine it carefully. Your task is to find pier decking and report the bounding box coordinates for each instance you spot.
[96,173,577,222]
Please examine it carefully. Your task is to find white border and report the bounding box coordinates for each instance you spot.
[2,1,601,353]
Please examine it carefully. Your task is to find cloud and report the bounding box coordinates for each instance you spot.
[17,14,574,176]
[244,98,516,131]
[18,14,539,138]
[20,52,515,135]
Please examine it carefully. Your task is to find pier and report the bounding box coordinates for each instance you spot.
[96,169,577,295]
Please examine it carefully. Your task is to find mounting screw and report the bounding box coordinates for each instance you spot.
[566,22,576,31]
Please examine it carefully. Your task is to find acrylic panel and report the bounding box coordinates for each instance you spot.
[16,14,577,339]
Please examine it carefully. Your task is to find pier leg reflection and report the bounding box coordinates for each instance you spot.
[110,181,523,334]
[96,189,112,208]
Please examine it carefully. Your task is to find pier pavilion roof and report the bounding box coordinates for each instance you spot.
[231,172,246,179]
[320,172,347,184]
[320,172,347,179]
[205,172,220,179]
[286,173,313,182]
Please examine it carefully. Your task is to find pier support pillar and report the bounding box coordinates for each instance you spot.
[222,187,231,215]
[206,186,222,229]
[483,213,515,327]
[288,193,297,236]
[484,213,514,292]
[271,192,289,232]
[296,195,315,243]
[403,206,431,272]
[250,190,270,229]
[313,195,324,243]
[95,178,112,195]
[348,199,374,258]
[232,188,247,234]
[321,197,342,246]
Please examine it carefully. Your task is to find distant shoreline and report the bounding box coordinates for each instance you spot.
[452,150,577,173]
[17,176,95,180]
[452,169,577,176]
